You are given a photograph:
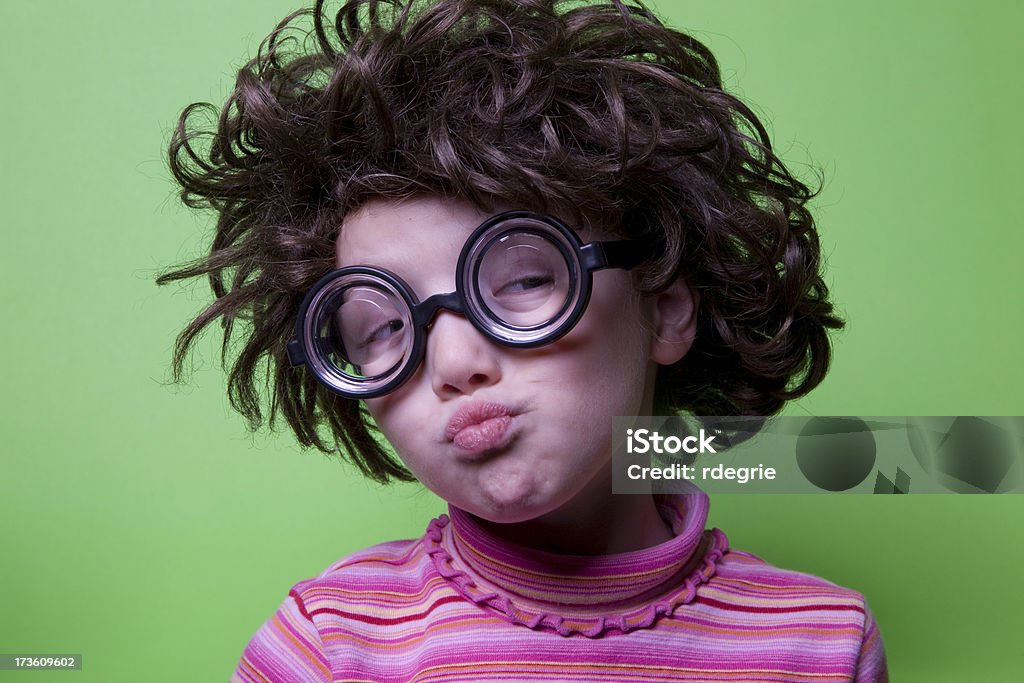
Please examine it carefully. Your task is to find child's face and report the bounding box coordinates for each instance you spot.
[336,196,660,524]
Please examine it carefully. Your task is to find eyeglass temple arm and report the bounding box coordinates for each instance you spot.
[286,339,306,366]
[580,240,649,272]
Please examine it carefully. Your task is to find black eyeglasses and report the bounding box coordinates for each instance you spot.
[286,210,646,398]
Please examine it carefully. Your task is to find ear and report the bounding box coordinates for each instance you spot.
[648,279,699,365]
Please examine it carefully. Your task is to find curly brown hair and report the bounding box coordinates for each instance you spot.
[159,0,844,483]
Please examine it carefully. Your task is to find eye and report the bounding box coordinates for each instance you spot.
[493,273,555,296]
[361,318,405,347]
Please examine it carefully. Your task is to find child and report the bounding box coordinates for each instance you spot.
[161,0,888,680]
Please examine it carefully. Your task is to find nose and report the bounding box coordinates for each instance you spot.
[425,310,502,399]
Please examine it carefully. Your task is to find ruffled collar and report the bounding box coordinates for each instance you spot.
[424,491,728,637]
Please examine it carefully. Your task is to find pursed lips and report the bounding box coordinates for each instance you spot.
[444,400,516,452]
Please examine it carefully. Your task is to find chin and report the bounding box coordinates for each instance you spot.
[466,499,546,525]
[466,488,577,526]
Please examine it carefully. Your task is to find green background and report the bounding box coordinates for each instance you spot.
[1,0,1021,680]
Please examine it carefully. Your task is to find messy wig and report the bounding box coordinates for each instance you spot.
[159,0,844,482]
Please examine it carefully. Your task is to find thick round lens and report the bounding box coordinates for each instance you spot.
[477,232,572,328]
[475,232,573,327]
[311,282,412,382]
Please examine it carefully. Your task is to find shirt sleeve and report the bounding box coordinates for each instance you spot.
[231,589,332,683]
[854,600,889,683]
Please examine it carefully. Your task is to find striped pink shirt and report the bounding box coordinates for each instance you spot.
[233,492,887,681]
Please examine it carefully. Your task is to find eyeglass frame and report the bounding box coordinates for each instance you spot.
[285,210,648,398]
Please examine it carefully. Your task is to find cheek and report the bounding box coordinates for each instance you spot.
[363,396,387,423]
[363,395,430,477]
[363,394,411,444]
[528,277,653,415]
[576,276,652,367]
[363,377,444,462]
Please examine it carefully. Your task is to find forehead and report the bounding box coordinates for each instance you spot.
[335,195,615,270]
[334,196,493,269]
